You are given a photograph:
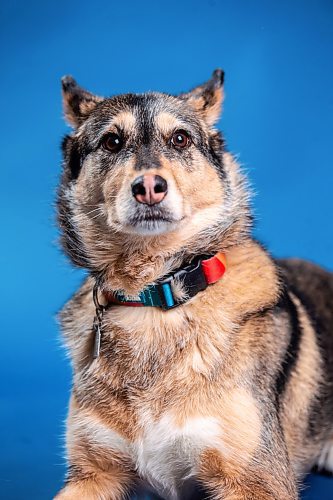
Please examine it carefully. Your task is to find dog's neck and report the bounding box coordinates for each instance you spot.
[99,244,192,296]
[96,221,251,296]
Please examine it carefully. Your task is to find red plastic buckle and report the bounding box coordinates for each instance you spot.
[201,253,226,284]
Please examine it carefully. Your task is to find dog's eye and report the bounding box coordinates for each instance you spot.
[102,133,123,153]
[171,130,191,149]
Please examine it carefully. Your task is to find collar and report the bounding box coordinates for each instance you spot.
[103,253,227,310]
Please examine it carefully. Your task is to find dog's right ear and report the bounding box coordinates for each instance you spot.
[179,69,224,127]
[61,76,103,128]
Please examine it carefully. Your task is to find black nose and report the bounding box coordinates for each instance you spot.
[131,174,168,205]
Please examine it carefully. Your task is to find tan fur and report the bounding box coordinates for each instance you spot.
[187,87,223,127]
[55,471,132,500]
[198,448,296,500]
[62,89,103,128]
[110,111,136,132]
[181,84,224,126]
[155,112,189,135]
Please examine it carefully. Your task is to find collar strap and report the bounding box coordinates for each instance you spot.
[104,253,226,311]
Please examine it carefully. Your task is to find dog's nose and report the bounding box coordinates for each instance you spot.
[131,174,168,205]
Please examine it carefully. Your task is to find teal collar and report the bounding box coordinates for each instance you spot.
[92,252,226,357]
[103,253,227,311]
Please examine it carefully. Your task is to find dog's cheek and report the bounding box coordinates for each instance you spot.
[102,164,134,226]
[174,157,224,213]
[72,159,106,216]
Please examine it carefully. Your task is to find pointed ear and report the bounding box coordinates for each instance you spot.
[61,76,103,128]
[180,69,224,127]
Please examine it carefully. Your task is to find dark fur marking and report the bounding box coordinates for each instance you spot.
[285,285,328,438]
[208,132,226,179]
[62,135,82,180]
[276,260,333,439]
[274,290,302,401]
[138,105,151,146]
[134,145,162,171]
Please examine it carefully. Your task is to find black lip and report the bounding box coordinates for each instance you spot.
[130,214,174,225]
[129,206,175,225]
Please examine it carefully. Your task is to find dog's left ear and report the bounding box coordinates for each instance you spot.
[180,69,224,127]
[61,76,103,128]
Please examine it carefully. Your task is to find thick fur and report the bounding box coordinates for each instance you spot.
[55,71,333,500]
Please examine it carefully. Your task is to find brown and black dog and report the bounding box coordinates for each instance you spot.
[55,70,333,499]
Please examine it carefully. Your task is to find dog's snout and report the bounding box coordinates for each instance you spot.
[131,174,168,205]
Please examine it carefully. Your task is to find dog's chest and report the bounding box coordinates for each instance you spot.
[96,307,229,496]
[86,410,223,499]
[132,414,223,499]
[88,302,257,496]
[105,301,230,380]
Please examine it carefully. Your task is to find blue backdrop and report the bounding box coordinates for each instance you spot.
[1,0,332,498]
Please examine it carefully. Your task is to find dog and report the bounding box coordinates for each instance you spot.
[55,70,333,499]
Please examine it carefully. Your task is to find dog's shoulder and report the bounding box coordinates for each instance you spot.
[58,276,95,362]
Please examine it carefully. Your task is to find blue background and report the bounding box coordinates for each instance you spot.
[1,0,332,498]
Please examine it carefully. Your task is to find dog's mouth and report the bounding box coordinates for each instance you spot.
[126,206,183,235]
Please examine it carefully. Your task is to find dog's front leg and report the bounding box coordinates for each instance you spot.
[54,464,133,500]
[197,448,298,500]
[54,397,136,500]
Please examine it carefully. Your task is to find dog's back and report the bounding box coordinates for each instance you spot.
[278,258,333,457]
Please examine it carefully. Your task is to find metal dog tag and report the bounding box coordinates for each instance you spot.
[92,283,106,359]
[93,323,102,358]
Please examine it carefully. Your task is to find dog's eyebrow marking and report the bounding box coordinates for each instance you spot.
[88,111,136,149]
[109,111,136,132]
[155,112,189,134]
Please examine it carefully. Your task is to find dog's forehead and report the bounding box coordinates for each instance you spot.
[96,92,199,134]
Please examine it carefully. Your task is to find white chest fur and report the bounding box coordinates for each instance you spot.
[134,414,224,499]
[74,412,223,499]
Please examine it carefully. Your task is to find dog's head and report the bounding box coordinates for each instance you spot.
[58,71,251,288]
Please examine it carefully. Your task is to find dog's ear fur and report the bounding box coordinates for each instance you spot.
[61,76,103,128]
[180,69,224,127]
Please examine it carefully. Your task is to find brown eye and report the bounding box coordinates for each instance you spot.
[171,130,191,149]
[102,133,123,153]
